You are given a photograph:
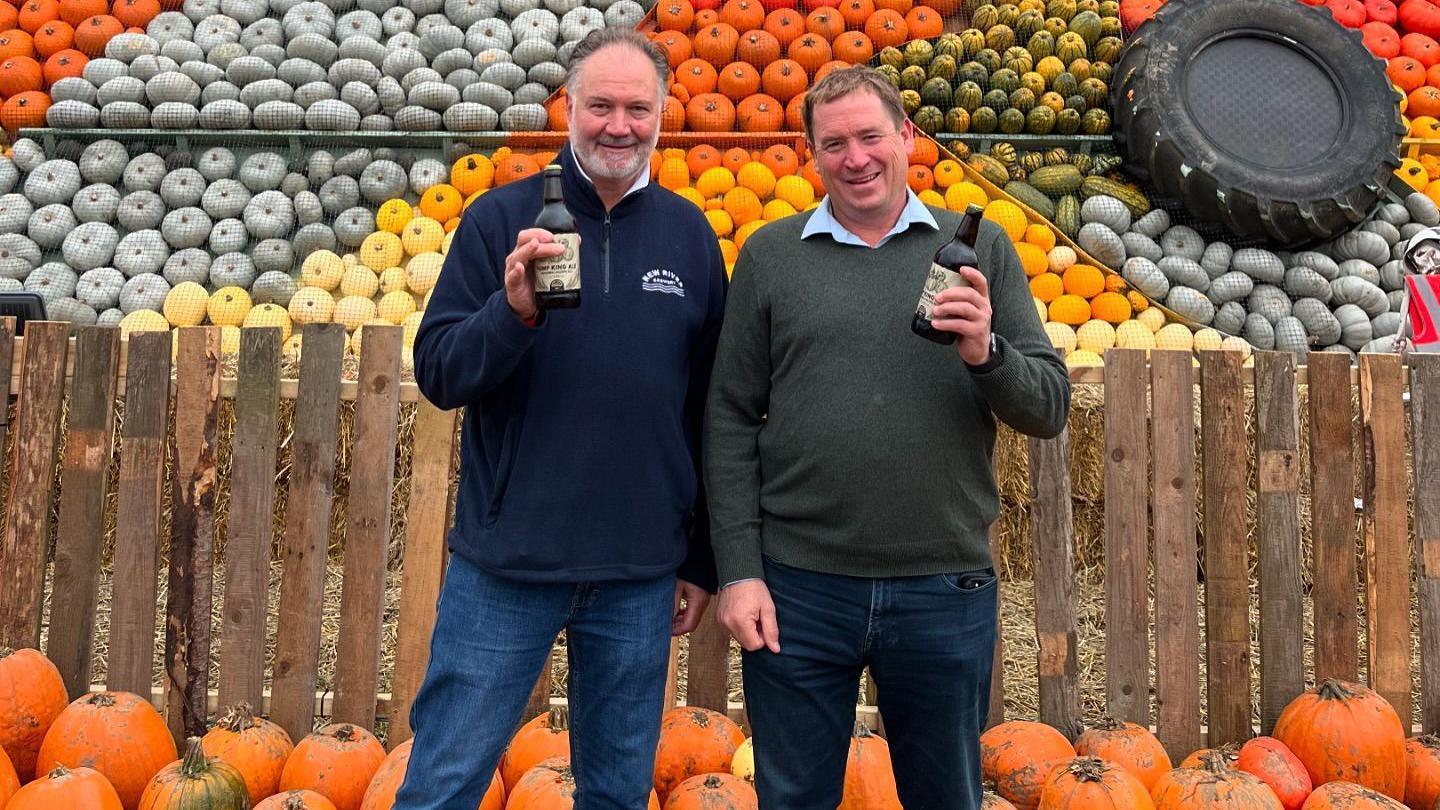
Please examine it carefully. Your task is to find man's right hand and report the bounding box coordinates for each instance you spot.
[717,580,780,653]
[504,228,568,322]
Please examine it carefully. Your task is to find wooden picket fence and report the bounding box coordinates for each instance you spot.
[0,319,1435,760]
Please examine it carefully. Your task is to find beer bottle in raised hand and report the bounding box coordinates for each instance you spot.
[912,203,982,344]
[533,164,581,310]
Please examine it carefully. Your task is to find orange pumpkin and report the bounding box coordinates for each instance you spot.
[16,0,57,33]
[665,773,756,809]
[863,7,907,47]
[984,792,1020,809]
[1301,781,1406,809]
[786,33,831,74]
[40,45,81,81]
[785,91,805,131]
[1410,85,1440,118]
[0,5,15,30]
[655,0,693,31]
[359,739,503,810]
[110,0,156,26]
[832,30,873,63]
[1074,719,1171,791]
[9,764,123,810]
[812,59,848,82]
[1150,750,1281,810]
[759,58,805,101]
[762,7,803,46]
[906,163,933,192]
[1403,735,1440,810]
[676,57,719,96]
[1,90,50,131]
[718,0,763,32]
[661,95,685,130]
[800,156,824,194]
[838,0,873,27]
[508,757,660,810]
[685,92,736,131]
[494,152,538,186]
[0,29,33,58]
[652,707,746,803]
[501,707,572,793]
[1235,737,1311,810]
[0,55,43,94]
[839,723,901,810]
[30,16,66,53]
[1388,56,1427,92]
[0,648,67,782]
[653,30,691,67]
[735,29,778,67]
[419,184,462,221]
[71,12,117,54]
[1176,746,1238,770]
[721,146,749,173]
[1036,756,1153,809]
[256,790,340,810]
[693,8,719,28]
[0,746,18,809]
[686,143,722,177]
[907,134,937,166]
[36,691,178,810]
[278,724,387,810]
[736,91,781,131]
[59,0,106,26]
[692,22,739,66]
[200,703,295,806]
[981,721,1076,810]
[1272,680,1406,801]
[804,7,843,39]
[873,0,910,12]
[718,60,761,100]
[759,143,798,176]
[903,4,941,37]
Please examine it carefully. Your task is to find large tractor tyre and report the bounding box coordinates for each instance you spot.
[1112,0,1404,249]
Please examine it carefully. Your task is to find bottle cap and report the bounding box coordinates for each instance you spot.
[545,164,562,171]
[965,203,985,214]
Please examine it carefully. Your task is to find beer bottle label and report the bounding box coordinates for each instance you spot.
[534,233,581,293]
[915,262,970,320]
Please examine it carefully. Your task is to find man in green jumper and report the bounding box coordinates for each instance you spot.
[704,66,1071,809]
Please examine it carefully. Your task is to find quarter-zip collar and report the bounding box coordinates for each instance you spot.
[559,142,651,220]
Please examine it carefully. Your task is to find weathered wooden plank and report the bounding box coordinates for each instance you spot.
[1308,352,1358,684]
[1254,351,1304,735]
[1103,348,1149,725]
[1360,353,1410,725]
[217,328,282,710]
[0,318,16,484]
[1414,354,1440,734]
[388,402,458,748]
[524,655,553,727]
[663,637,681,711]
[1151,351,1200,761]
[106,331,172,696]
[986,517,1004,730]
[332,326,403,729]
[685,602,732,714]
[1030,429,1081,742]
[165,327,221,743]
[0,321,70,649]
[46,327,121,698]
[269,323,347,742]
[1200,349,1252,745]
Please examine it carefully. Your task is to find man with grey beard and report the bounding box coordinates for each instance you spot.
[403,27,728,810]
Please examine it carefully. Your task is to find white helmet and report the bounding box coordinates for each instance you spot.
[1404,225,1440,274]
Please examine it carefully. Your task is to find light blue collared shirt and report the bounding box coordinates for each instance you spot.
[799,189,940,248]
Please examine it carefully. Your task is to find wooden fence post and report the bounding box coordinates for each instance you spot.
[1031,428,1081,742]
[1255,352,1304,734]
[1308,352,1358,684]
[1201,349,1252,745]
[1151,350,1200,760]
[1360,354,1411,725]
[1413,354,1440,734]
[1103,348,1149,725]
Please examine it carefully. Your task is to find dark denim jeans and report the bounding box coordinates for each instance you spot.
[742,556,997,810]
[394,552,675,810]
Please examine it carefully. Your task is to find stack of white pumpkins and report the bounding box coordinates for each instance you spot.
[0,137,450,329]
[1075,192,1434,360]
[46,0,649,133]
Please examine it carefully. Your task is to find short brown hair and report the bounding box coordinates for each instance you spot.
[564,28,669,104]
[801,65,907,142]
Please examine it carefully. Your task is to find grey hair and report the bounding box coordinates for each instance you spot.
[563,28,669,105]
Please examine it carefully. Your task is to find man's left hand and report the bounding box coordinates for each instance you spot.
[929,266,992,366]
[672,579,711,636]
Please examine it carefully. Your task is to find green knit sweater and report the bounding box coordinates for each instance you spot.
[703,206,1071,586]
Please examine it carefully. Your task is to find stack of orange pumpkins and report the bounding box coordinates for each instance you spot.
[0,0,157,133]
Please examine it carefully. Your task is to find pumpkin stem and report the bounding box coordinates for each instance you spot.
[547,705,570,732]
[179,736,210,778]
[1316,678,1355,701]
[333,724,356,743]
[1089,716,1127,732]
[1419,734,1440,750]
[218,702,256,732]
[704,774,724,789]
[46,763,72,780]
[282,797,309,810]
[853,721,874,739]
[1065,756,1108,782]
[88,692,117,707]
[1197,749,1237,774]
[0,646,12,659]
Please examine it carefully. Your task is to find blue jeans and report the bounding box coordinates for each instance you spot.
[394,552,675,810]
[742,557,997,810]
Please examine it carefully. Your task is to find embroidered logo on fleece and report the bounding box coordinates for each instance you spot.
[641,269,685,297]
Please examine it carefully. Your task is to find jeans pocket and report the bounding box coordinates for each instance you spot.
[939,568,997,594]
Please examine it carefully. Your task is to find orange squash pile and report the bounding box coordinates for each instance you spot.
[0,0,143,132]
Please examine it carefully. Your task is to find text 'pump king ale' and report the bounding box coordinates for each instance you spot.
[913,204,983,344]
[534,164,581,310]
